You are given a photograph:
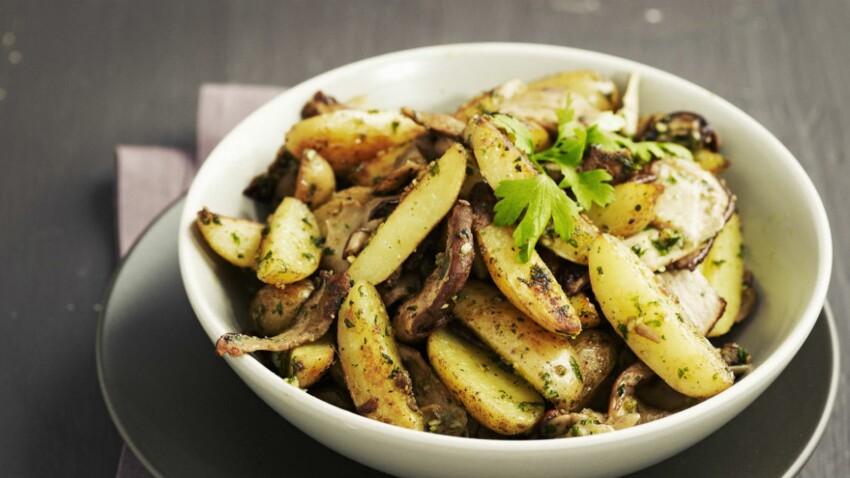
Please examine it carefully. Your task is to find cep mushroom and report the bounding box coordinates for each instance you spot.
[393,201,475,343]
[216,271,351,356]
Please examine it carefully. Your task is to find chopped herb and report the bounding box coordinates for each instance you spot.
[381,352,394,365]
[491,101,615,263]
[569,356,583,383]
[343,318,355,328]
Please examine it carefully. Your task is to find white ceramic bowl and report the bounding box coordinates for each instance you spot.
[178,43,832,477]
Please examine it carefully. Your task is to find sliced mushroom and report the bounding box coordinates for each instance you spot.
[394,201,474,343]
[608,362,672,426]
[657,268,726,336]
[617,72,640,137]
[341,218,383,261]
[579,145,639,185]
[300,91,347,119]
[636,111,720,152]
[373,152,427,195]
[243,146,299,206]
[539,408,615,439]
[402,107,466,138]
[623,157,734,271]
[398,344,468,436]
[312,186,398,273]
[216,271,351,357]
[719,342,752,376]
[570,328,619,409]
[736,270,758,323]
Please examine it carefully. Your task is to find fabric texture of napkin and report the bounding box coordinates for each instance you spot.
[113,83,286,477]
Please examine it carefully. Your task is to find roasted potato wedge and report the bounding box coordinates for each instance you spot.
[284,333,335,388]
[294,149,336,208]
[699,213,745,336]
[285,109,426,176]
[196,208,264,268]
[585,182,664,237]
[337,280,423,430]
[464,115,599,264]
[256,197,323,287]
[589,234,734,398]
[347,143,468,284]
[248,281,315,336]
[452,281,584,410]
[427,326,544,435]
[475,222,581,337]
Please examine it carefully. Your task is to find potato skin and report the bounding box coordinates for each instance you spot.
[586,182,664,237]
[285,109,425,176]
[285,333,335,388]
[589,234,734,398]
[427,327,544,435]
[464,115,599,264]
[256,197,323,287]
[475,222,580,337]
[452,281,584,410]
[196,209,264,268]
[347,143,468,285]
[337,280,423,430]
[699,213,745,337]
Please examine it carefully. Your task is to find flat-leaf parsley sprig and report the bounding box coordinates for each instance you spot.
[491,103,692,263]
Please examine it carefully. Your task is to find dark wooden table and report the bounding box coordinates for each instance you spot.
[1,1,846,476]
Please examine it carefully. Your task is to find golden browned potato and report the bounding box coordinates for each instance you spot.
[699,213,745,337]
[585,182,664,237]
[256,197,323,287]
[452,281,584,410]
[294,149,336,208]
[427,326,544,435]
[284,333,335,388]
[588,234,734,398]
[285,109,426,176]
[337,280,423,430]
[248,281,315,336]
[347,143,468,284]
[474,222,581,337]
[464,115,599,264]
[196,208,264,268]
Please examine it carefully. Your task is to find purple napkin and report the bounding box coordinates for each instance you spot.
[113,83,285,477]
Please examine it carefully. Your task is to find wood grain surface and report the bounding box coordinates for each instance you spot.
[0,0,846,476]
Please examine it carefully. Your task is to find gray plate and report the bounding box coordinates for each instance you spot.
[97,199,839,477]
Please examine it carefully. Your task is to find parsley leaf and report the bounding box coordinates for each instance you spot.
[492,114,535,157]
[493,174,578,262]
[490,98,690,263]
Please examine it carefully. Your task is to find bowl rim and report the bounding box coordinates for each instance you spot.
[178,42,833,452]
